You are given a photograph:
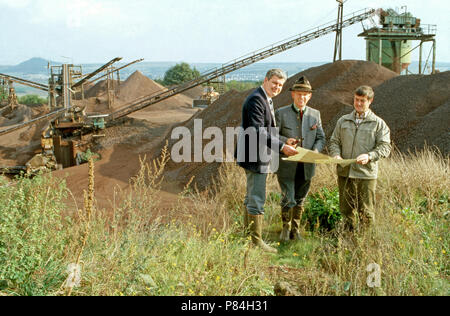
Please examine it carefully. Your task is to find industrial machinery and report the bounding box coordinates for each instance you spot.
[358,7,437,74]
[0,73,49,109]
[192,86,220,108]
[0,58,143,174]
[1,7,377,175]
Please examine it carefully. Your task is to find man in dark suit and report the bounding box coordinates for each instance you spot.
[236,69,298,253]
[275,76,326,241]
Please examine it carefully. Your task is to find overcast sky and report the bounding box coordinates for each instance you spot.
[0,0,448,65]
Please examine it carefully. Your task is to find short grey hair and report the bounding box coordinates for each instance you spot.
[265,68,287,81]
[355,85,374,100]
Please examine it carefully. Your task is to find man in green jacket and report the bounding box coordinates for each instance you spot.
[329,85,391,230]
[275,76,326,241]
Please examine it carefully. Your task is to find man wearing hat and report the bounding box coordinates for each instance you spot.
[275,76,326,241]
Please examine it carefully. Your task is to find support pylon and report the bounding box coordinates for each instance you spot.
[334,0,344,62]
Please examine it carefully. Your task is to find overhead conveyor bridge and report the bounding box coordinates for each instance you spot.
[0,73,49,92]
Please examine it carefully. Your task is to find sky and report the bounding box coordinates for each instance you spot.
[0,0,448,65]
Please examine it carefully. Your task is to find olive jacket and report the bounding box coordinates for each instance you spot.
[275,104,326,180]
[329,109,391,179]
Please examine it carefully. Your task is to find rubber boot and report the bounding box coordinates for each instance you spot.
[279,206,291,242]
[290,205,304,240]
[248,214,278,254]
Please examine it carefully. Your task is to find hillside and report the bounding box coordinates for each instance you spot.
[0,57,58,74]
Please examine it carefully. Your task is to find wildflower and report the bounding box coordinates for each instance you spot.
[293,253,299,257]
[442,250,446,254]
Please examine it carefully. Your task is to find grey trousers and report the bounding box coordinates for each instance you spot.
[277,163,311,208]
[244,170,268,215]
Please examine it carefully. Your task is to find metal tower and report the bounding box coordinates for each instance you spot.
[358,7,437,74]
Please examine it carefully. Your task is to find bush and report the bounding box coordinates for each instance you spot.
[304,187,341,231]
[18,94,47,105]
[0,175,68,295]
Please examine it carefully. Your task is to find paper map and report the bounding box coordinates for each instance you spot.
[282,147,356,166]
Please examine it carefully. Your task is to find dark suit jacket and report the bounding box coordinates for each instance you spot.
[236,87,284,173]
[275,104,326,180]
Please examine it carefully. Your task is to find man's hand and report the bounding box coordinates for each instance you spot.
[333,155,343,160]
[356,154,370,165]
[282,144,299,157]
[286,138,299,146]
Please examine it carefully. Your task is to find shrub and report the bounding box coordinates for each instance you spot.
[18,94,47,105]
[304,187,341,231]
[0,175,68,295]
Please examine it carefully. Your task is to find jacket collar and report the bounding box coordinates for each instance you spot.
[259,86,271,104]
[291,103,309,114]
[343,109,376,123]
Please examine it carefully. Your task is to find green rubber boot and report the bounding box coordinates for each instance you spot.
[291,205,304,240]
[279,207,292,242]
[248,214,278,254]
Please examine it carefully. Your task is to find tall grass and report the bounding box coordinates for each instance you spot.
[0,147,448,296]
[266,146,449,295]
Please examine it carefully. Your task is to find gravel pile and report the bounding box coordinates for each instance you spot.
[372,71,450,154]
[82,70,194,113]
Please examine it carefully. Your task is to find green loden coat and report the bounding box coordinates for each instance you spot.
[275,104,326,181]
[329,109,391,179]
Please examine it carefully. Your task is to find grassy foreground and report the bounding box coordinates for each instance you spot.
[0,147,448,296]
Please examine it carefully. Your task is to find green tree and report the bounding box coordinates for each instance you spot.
[163,62,200,86]
[18,94,47,105]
